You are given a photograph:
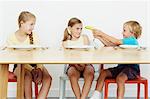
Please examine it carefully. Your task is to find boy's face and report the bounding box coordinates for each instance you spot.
[20,18,36,35]
[70,23,83,38]
[122,25,134,38]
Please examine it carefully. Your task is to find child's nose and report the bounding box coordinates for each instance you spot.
[78,29,82,33]
[31,27,34,30]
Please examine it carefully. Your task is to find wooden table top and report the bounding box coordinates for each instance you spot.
[0,47,150,64]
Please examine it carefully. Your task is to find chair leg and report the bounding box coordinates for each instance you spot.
[104,82,109,99]
[137,83,140,99]
[59,78,66,99]
[34,82,38,99]
[144,81,148,99]
[101,88,104,99]
[63,80,66,99]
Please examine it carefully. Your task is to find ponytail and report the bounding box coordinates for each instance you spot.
[62,28,72,41]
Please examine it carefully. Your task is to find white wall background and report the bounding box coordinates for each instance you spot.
[0,0,150,98]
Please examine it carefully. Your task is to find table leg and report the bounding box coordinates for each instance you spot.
[0,64,9,99]
[17,64,25,99]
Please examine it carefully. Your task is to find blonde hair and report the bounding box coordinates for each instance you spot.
[62,18,82,41]
[18,11,36,44]
[124,21,142,39]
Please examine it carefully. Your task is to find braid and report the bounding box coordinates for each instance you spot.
[29,32,34,44]
[28,32,37,68]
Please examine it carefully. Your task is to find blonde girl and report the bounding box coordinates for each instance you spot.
[7,11,52,99]
[62,18,95,99]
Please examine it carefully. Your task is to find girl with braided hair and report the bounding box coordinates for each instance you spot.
[6,11,52,99]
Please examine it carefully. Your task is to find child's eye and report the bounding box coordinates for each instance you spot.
[77,28,82,30]
[31,23,34,25]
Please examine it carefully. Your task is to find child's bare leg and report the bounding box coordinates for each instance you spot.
[116,73,128,99]
[81,66,94,99]
[95,69,112,92]
[24,70,32,99]
[38,67,52,99]
[14,67,32,99]
[67,67,81,99]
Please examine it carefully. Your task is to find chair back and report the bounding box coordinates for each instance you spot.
[63,64,69,73]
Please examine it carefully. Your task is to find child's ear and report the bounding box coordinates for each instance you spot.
[68,26,71,30]
[67,26,72,34]
[130,31,136,37]
[130,31,135,34]
[20,21,24,26]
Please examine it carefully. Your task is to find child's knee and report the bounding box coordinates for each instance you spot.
[49,75,52,82]
[86,68,94,75]
[116,75,127,84]
[25,71,32,79]
[100,70,108,77]
[89,70,94,76]
[67,68,78,77]
[86,66,94,74]
[84,71,94,80]
[68,71,77,77]
[44,74,52,83]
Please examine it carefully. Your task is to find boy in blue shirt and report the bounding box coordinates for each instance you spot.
[90,21,142,99]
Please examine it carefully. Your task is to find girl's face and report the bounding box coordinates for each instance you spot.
[70,23,83,38]
[122,25,134,38]
[20,18,36,34]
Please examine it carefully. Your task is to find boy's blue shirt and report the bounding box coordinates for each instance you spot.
[122,36,138,45]
[118,36,139,72]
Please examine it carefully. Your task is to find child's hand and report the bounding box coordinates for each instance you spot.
[31,69,38,83]
[35,68,43,85]
[85,26,103,38]
[0,44,7,50]
[31,68,43,84]
[8,71,16,79]
[74,64,86,71]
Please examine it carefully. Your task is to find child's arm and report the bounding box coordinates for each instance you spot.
[96,36,116,46]
[0,43,7,50]
[62,41,67,48]
[83,35,90,45]
[92,29,122,46]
